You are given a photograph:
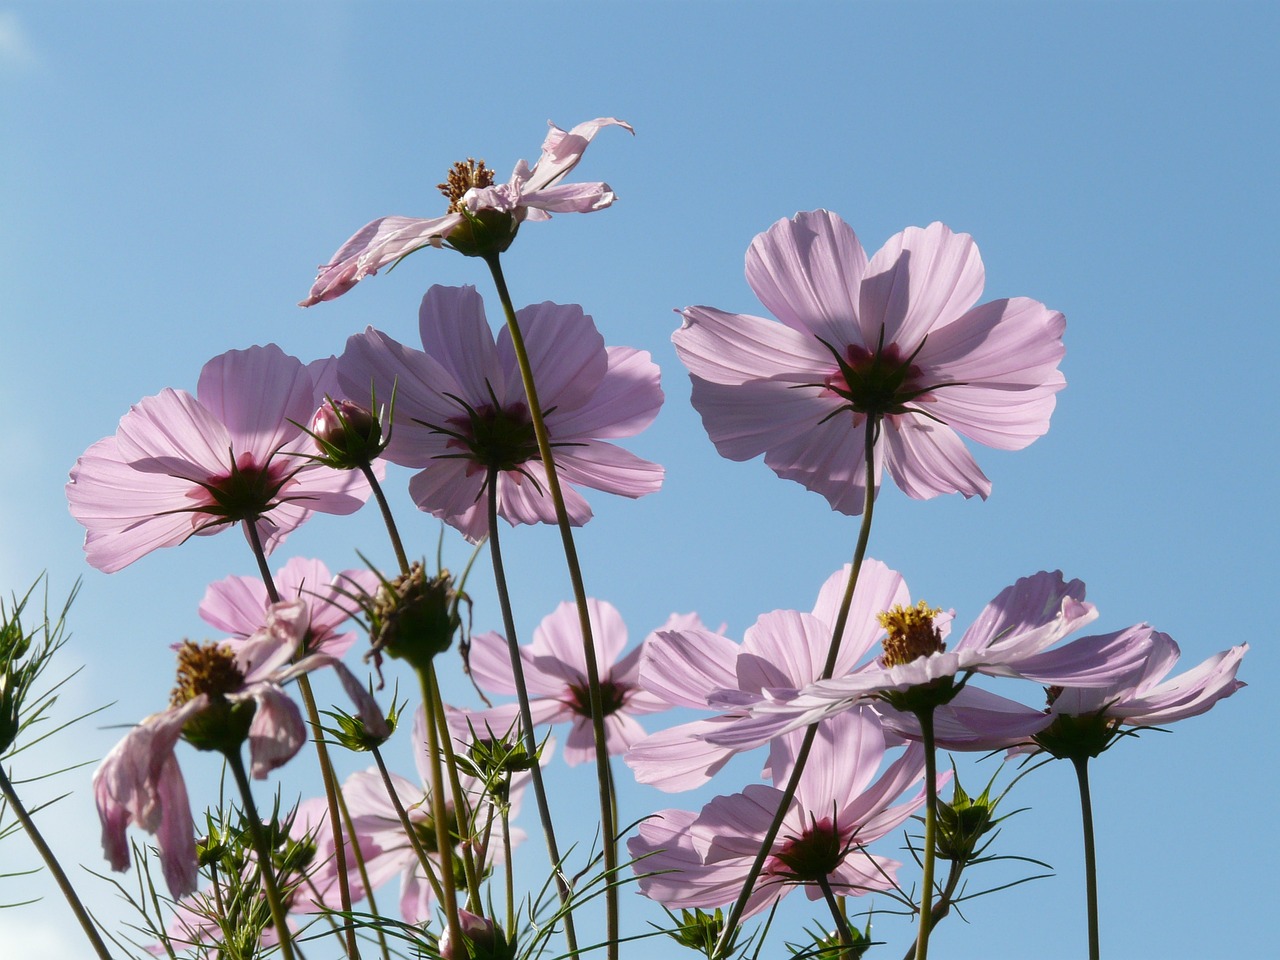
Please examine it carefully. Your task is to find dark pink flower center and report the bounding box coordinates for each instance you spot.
[427,388,545,479]
[195,452,297,524]
[821,341,932,418]
[767,816,845,883]
[566,679,628,718]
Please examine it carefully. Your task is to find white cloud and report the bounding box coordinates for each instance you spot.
[0,10,39,72]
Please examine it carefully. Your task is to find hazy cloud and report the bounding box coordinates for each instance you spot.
[0,10,39,72]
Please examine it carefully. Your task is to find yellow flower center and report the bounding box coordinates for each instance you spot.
[878,601,945,667]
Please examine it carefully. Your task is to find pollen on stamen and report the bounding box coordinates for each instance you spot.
[170,640,245,707]
[878,600,944,667]
[437,158,496,212]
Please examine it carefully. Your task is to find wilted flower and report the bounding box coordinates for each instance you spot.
[93,601,386,896]
[673,210,1066,514]
[67,345,374,573]
[301,117,632,305]
[1022,627,1247,761]
[339,285,663,541]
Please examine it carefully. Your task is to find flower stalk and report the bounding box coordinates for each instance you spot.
[483,251,619,955]
[1073,756,1101,960]
[484,467,579,955]
[714,418,880,957]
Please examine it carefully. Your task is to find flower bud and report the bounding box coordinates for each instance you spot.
[369,563,461,672]
[310,398,385,469]
[439,909,515,960]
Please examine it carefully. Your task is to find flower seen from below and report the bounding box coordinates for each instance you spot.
[460,598,678,766]
[67,345,375,573]
[339,284,663,541]
[673,210,1066,514]
[629,710,930,917]
[301,117,632,305]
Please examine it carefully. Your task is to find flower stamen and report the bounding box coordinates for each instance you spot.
[170,641,244,707]
[438,159,495,213]
[878,600,944,667]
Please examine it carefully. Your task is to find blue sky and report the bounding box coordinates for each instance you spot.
[2,2,1276,958]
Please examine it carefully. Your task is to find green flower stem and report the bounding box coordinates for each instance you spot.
[369,744,448,907]
[715,420,880,958]
[817,876,854,948]
[243,519,360,959]
[333,775,393,960]
[485,470,579,955]
[1072,756,1101,960]
[430,675,488,911]
[911,707,940,960]
[422,662,485,908]
[223,748,298,960]
[899,859,964,960]
[0,763,114,960]
[414,668,464,952]
[359,462,411,577]
[502,808,515,937]
[485,254,616,953]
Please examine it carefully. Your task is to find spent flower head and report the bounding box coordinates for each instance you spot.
[301,117,632,305]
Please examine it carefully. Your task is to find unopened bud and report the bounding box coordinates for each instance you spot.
[310,398,385,469]
[439,909,515,960]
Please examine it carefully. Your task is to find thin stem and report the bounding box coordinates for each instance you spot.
[360,462,411,576]
[223,749,298,960]
[484,470,579,954]
[413,669,464,951]
[332,774,393,960]
[368,746,447,906]
[817,875,854,948]
[503,808,515,936]
[900,859,964,960]
[714,419,880,958]
[1073,756,1101,960]
[242,519,359,959]
[0,763,114,960]
[912,708,939,960]
[425,667,483,907]
[484,252,619,957]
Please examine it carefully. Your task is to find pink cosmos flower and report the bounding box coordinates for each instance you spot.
[67,345,375,573]
[460,599,678,766]
[627,559,911,792]
[302,710,529,923]
[93,601,387,896]
[629,710,930,917]
[338,284,663,541]
[705,571,1153,753]
[1013,627,1247,758]
[673,210,1066,514]
[199,556,380,658]
[301,117,632,306]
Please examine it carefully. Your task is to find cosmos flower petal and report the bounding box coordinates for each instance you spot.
[858,222,985,348]
[882,416,991,501]
[744,209,869,346]
[301,214,462,306]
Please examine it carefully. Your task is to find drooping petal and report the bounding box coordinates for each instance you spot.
[244,684,307,778]
[301,214,462,306]
[521,117,634,193]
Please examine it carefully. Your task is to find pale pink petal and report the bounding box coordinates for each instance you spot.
[625,719,740,792]
[858,222,985,349]
[501,301,608,413]
[301,214,461,306]
[416,285,503,397]
[522,117,633,193]
[881,415,990,501]
[196,345,315,456]
[555,442,664,499]
[673,305,831,385]
[244,684,307,778]
[549,346,663,439]
[744,210,869,347]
